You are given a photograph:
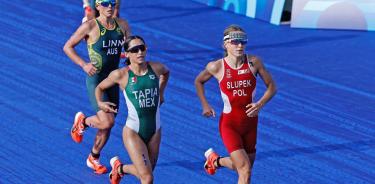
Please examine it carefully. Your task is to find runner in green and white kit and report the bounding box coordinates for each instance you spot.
[95,36,169,184]
[124,63,161,144]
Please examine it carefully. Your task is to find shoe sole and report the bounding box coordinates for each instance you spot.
[86,157,95,170]
[71,112,84,142]
[204,148,217,175]
[87,157,107,174]
[204,148,214,159]
[109,156,120,181]
[110,156,120,167]
[74,112,84,126]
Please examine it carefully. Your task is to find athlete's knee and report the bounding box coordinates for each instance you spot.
[100,117,115,129]
[236,161,251,178]
[139,172,153,184]
[96,112,115,129]
[103,120,115,129]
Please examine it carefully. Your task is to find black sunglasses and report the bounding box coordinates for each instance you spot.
[127,45,146,53]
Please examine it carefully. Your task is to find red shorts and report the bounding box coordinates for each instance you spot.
[219,115,258,154]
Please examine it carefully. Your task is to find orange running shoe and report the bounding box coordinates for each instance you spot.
[71,112,86,143]
[87,154,108,174]
[109,156,124,184]
[204,148,219,175]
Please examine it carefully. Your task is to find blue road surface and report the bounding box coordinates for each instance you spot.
[0,0,374,183]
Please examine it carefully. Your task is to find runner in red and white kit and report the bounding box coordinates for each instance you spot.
[195,25,277,184]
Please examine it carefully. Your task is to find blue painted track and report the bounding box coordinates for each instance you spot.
[1,0,374,183]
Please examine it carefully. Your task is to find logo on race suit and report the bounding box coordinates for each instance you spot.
[238,69,250,75]
[226,69,232,78]
[131,76,137,84]
[100,28,106,36]
[149,75,155,80]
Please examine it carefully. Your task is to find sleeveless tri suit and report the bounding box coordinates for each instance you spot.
[86,19,124,112]
[123,63,160,144]
[219,56,258,154]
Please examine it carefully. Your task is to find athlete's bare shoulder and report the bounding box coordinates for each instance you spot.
[82,18,97,30]
[66,18,97,44]
[148,61,163,67]
[118,66,130,77]
[206,59,222,76]
[83,19,100,43]
[108,68,121,80]
[246,54,258,63]
[247,54,262,67]
[115,18,131,37]
[109,67,130,89]
[115,17,128,24]
[148,61,169,76]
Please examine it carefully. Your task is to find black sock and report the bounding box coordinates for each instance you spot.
[118,164,125,175]
[91,151,100,159]
[216,157,222,168]
[83,117,89,128]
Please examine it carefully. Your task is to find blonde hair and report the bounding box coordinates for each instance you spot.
[223,24,245,56]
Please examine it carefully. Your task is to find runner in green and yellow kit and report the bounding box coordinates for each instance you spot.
[95,36,169,184]
[63,0,130,174]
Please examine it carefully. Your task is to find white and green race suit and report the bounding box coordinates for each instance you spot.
[124,63,160,143]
